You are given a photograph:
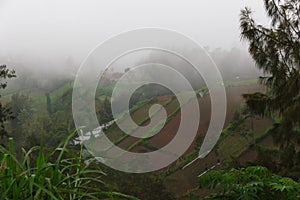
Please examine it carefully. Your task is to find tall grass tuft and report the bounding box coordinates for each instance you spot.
[0,130,137,200]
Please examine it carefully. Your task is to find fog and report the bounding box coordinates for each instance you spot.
[0,0,269,89]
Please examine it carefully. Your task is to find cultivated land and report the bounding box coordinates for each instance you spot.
[2,79,276,197]
[93,81,276,196]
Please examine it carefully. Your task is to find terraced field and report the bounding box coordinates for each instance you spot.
[3,78,277,197]
[30,80,273,197]
[162,84,274,196]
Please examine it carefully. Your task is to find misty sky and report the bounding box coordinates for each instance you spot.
[0,0,269,64]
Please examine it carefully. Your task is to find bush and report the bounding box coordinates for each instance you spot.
[197,166,300,199]
[0,131,137,200]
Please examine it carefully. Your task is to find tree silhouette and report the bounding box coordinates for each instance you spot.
[240,0,300,165]
[0,65,16,138]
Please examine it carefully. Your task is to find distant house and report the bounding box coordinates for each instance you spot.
[198,91,204,98]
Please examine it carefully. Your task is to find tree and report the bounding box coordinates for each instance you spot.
[124,67,130,73]
[6,93,32,153]
[240,0,300,168]
[98,97,113,125]
[0,65,16,138]
[10,93,31,128]
[45,92,52,115]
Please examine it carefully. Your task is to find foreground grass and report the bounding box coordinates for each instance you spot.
[0,131,137,200]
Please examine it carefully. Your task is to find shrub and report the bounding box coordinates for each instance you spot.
[0,131,137,200]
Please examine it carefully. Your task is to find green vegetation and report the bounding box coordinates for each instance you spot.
[197,166,300,199]
[0,132,136,200]
[193,1,300,198]
[0,65,16,138]
[239,0,300,178]
[103,171,175,200]
[224,78,258,87]
[1,1,300,198]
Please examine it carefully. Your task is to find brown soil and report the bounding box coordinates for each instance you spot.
[164,84,271,197]
[105,84,273,197]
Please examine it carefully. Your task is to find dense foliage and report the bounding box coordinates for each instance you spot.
[240,0,300,176]
[0,131,136,200]
[197,166,300,199]
[0,65,16,138]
